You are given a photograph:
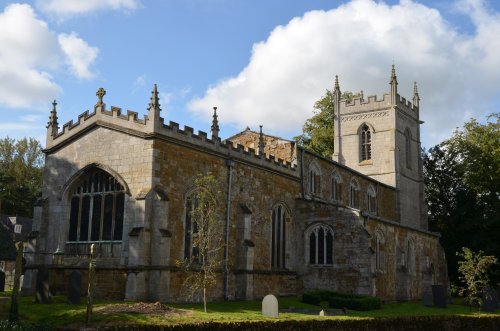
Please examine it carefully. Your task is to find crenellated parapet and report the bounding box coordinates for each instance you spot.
[44,86,297,176]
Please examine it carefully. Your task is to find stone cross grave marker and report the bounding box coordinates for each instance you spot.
[262,294,278,317]
[35,266,51,304]
[67,271,82,304]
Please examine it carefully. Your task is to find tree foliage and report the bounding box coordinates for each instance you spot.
[457,247,497,310]
[0,137,44,217]
[424,113,500,282]
[295,90,361,158]
[176,173,224,312]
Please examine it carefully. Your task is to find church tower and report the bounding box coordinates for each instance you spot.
[332,66,427,230]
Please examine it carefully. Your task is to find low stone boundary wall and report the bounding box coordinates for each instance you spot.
[55,316,500,331]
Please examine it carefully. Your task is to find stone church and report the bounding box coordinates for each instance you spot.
[24,66,448,302]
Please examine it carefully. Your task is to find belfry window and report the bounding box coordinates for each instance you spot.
[360,124,372,161]
[308,224,333,265]
[405,128,412,169]
[349,179,360,209]
[271,204,287,269]
[68,169,125,243]
[184,194,199,260]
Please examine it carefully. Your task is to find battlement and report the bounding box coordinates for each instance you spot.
[45,87,297,176]
[157,120,296,174]
[340,92,418,119]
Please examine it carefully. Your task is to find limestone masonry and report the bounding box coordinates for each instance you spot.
[24,67,448,302]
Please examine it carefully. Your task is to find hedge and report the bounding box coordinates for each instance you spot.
[53,316,500,331]
[302,290,381,311]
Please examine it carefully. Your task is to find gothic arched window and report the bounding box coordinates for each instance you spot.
[360,124,372,161]
[367,185,377,214]
[271,204,288,269]
[68,169,125,243]
[331,172,342,201]
[405,128,412,169]
[309,163,321,195]
[406,239,415,274]
[184,194,199,260]
[349,179,360,208]
[308,224,334,265]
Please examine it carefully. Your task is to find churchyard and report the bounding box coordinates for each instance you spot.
[2,290,500,330]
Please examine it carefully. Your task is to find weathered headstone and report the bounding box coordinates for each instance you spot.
[35,266,51,304]
[432,285,447,308]
[67,271,82,304]
[0,270,5,292]
[422,287,434,306]
[262,294,279,317]
[483,288,498,312]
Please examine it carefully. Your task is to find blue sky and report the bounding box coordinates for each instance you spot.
[0,0,499,148]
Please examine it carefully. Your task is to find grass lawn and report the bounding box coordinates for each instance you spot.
[1,291,499,328]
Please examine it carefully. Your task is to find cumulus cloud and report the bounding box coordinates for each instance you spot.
[58,32,99,80]
[188,0,500,147]
[37,0,139,18]
[0,3,61,108]
[0,4,98,108]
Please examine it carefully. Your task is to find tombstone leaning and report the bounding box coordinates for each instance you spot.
[262,294,279,317]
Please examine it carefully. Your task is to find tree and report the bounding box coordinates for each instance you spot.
[457,247,497,310]
[295,90,361,157]
[176,173,224,312]
[0,137,43,217]
[424,113,500,283]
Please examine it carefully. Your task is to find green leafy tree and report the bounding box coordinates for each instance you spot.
[295,90,361,157]
[0,137,44,217]
[457,247,497,310]
[424,113,500,283]
[176,173,224,312]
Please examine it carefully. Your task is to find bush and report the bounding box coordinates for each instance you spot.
[0,320,53,331]
[302,290,381,311]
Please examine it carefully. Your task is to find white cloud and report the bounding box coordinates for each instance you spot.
[58,32,99,80]
[0,4,61,108]
[37,0,140,18]
[0,4,99,109]
[188,0,500,147]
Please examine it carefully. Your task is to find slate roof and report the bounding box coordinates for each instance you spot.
[0,215,33,260]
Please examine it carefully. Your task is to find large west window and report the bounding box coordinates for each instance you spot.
[360,124,372,161]
[271,204,288,269]
[68,169,125,243]
[308,224,333,265]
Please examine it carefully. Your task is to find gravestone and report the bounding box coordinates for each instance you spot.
[35,267,51,304]
[422,287,434,307]
[432,285,447,308]
[0,270,5,292]
[262,294,278,317]
[67,271,82,304]
[483,288,498,312]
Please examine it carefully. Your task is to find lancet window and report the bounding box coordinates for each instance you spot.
[367,185,377,214]
[271,204,288,269]
[349,179,360,209]
[184,194,199,260]
[331,172,342,201]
